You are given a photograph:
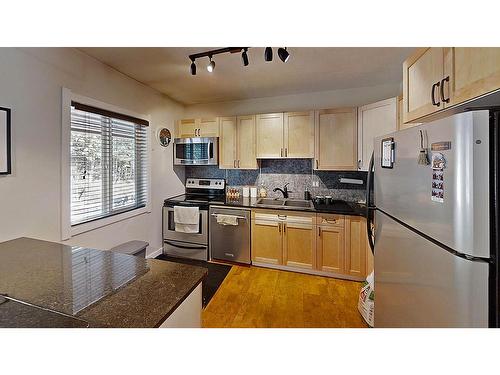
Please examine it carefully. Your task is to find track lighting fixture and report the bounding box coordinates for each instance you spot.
[190,59,196,75]
[241,48,249,66]
[278,47,290,63]
[207,56,215,72]
[264,47,273,62]
[188,47,291,75]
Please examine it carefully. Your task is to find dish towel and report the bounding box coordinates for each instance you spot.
[216,214,239,226]
[174,206,199,233]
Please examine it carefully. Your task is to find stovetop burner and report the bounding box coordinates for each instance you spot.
[164,178,226,210]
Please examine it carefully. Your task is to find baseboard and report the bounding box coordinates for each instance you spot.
[147,246,163,259]
[251,262,365,282]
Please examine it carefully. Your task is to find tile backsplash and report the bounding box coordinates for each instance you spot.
[185,159,367,203]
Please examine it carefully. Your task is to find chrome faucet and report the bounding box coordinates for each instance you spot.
[273,183,291,199]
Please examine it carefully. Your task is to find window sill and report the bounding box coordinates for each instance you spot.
[63,205,151,240]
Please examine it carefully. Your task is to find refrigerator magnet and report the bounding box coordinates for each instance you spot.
[431,170,444,203]
[381,137,394,169]
[431,152,446,170]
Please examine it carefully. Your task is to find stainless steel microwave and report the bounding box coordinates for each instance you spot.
[173,137,218,165]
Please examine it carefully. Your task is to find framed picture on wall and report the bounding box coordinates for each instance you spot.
[0,107,12,175]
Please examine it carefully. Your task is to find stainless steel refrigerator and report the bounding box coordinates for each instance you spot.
[366,110,499,327]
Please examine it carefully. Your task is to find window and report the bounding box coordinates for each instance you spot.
[70,101,149,226]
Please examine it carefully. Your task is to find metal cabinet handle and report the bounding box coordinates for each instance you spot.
[233,160,237,168]
[440,76,450,103]
[238,160,240,168]
[283,223,286,234]
[281,148,283,157]
[318,227,322,237]
[431,81,441,107]
[315,159,319,169]
[278,223,281,233]
[285,148,288,157]
[358,159,362,169]
[325,219,337,224]
[278,215,287,220]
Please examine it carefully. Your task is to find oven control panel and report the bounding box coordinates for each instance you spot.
[185,178,226,190]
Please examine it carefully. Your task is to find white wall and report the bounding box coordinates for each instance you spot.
[184,82,401,117]
[0,48,185,255]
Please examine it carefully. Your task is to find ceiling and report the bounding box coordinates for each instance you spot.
[80,47,415,105]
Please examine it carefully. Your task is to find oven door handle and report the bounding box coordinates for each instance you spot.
[164,241,206,250]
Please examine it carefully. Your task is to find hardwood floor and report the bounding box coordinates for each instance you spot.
[202,265,368,328]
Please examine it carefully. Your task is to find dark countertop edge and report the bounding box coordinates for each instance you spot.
[153,274,206,328]
[209,200,367,216]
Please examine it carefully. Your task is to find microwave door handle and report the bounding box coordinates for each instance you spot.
[366,152,375,253]
[208,141,213,159]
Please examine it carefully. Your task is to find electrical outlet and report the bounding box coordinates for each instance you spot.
[312,181,319,187]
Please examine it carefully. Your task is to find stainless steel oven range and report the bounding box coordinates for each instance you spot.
[162,178,225,261]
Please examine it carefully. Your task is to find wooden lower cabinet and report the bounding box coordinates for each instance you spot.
[251,210,369,280]
[345,216,367,278]
[316,224,345,274]
[283,214,315,269]
[251,213,282,265]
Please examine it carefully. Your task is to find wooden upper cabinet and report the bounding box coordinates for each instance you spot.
[345,216,367,278]
[199,117,219,137]
[177,119,198,138]
[314,108,357,171]
[284,111,315,158]
[176,117,219,138]
[283,214,315,270]
[357,98,397,171]
[444,47,500,106]
[256,113,284,158]
[218,116,257,169]
[218,116,237,169]
[237,115,258,169]
[403,48,444,123]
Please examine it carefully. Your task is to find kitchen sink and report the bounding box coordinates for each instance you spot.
[256,198,314,210]
[256,198,285,206]
[284,199,314,208]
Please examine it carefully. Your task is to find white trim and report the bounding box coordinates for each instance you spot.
[61,88,152,240]
[147,246,163,259]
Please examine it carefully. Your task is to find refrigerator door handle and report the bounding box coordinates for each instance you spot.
[366,152,375,253]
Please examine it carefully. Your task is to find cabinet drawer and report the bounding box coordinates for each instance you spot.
[316,214,344,227]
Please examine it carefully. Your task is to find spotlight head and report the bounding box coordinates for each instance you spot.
[242,48,249,66]
[190,60,196,75]
[264,47,273,62]
[278,47,290,63]
[207,57,215,72]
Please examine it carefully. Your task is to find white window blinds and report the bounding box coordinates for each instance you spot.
[70,102,148,226]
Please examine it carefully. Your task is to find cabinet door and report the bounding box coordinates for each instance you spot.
[444,47,500,107]
[345,216,367,278]
[283,214,315,269]
[237,115,258,169]
[314,108,357,170]
[219,116,237,169]
[403,48,444,123]
[316,225,345,274]
[357,98,397,171]
[256,113,284,158]
[199,117,219,137]
[251,214,283,265]
[177,119,197,138]
[284,111,314,158]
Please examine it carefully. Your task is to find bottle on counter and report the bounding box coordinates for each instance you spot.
[304,188,311,201]
[259,184,267,198]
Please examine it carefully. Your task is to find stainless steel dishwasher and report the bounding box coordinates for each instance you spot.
[209,206,251,264]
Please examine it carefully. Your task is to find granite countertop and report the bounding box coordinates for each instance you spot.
[0,237,207,328]
[211,197,367,216]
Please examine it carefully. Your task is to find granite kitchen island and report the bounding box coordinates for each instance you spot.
[0,238,206,328]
